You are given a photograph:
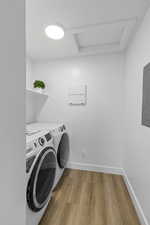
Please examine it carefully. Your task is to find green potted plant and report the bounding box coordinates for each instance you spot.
[33,80,46,94]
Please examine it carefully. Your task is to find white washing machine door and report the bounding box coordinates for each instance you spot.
[57,133,70,169]
[26,147,56,212]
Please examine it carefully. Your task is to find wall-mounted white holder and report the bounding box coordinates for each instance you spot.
[68,84,87,105]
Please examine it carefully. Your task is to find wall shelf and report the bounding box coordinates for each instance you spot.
[26,89,48,97]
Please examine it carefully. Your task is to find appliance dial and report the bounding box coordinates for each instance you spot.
[60,126,64,132]
[38,137,45,146]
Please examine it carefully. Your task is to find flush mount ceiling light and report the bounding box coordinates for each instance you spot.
[45,25,64,40]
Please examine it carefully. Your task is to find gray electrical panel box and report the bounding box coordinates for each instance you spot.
[142,63,150,127]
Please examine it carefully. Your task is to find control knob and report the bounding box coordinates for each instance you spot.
[38,137,45,146]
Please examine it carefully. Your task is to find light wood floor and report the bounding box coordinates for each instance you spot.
[39,169,141,225]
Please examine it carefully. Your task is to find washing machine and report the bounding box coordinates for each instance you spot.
[26,129,57,225]
[27,122,70,188]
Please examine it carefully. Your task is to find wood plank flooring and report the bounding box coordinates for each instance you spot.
[39,169,141,225]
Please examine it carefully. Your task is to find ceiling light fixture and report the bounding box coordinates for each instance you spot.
[45,25,64,40]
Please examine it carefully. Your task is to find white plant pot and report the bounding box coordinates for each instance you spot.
[35,87,43,94]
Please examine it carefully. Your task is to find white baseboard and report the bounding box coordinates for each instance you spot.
[67,161,123,175]
[123,171,149,225]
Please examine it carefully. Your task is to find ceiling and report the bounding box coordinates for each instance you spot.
[26,0,149,61]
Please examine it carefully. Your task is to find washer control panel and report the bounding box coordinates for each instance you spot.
[45,132,52,142]
[38,137,45,146]
[26,131,52,173]
[26,132,52,153]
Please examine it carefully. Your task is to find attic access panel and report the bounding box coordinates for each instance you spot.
[76,24,123,48]
[71,18,136,54]
[142,63,150,127]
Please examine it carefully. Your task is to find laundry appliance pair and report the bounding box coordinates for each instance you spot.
[26,123,70,225]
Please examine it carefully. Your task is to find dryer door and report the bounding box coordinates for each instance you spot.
[57,133,70,169]
[27,147,56,212]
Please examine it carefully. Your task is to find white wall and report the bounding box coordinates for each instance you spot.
[124,8,150,224]
[31,54,124,168]
[0,1,25,225]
